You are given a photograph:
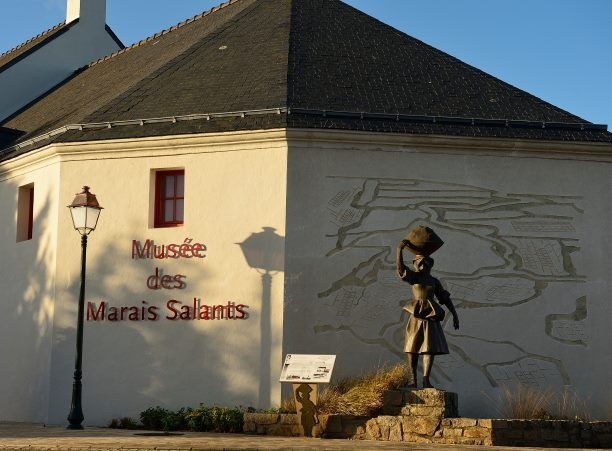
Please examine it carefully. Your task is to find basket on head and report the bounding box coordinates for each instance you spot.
[404,226,444,256]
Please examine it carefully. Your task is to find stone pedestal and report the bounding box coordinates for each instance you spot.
[245,393,612,447]
[382,388,458,418]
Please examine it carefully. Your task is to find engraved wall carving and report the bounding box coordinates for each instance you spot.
[315,176,587,391]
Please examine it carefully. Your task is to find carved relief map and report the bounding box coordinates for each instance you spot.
[316,176,587,392]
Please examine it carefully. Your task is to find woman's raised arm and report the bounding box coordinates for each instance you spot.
[397,240,417,282]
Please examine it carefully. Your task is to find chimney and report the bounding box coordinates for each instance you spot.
[66,0,106,25]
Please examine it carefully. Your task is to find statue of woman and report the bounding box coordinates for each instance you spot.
[396,226,459,389]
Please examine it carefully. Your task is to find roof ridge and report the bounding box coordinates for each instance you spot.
[88,0,243,68]
[0,21,66,59]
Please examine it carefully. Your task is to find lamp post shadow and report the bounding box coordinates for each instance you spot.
[237,227,284,408]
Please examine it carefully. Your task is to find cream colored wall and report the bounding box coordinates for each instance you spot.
[4,126,611,425]
[44,131,288,425]
[284,130,612,419]
[0,157,60,422]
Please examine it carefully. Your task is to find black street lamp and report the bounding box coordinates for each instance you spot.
[66,186,103,430]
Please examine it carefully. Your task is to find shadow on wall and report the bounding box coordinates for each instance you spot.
[47,239,156,425]
[47,223,286,426]
[237,226,285,408]
[0,181,55,423]
[0,172,288,426]
[0,174,55,421]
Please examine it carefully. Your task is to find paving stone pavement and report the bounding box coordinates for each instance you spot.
[0,423,604,451]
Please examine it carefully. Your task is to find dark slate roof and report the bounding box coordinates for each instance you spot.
[285,0,611,142]
[1,0,610,161]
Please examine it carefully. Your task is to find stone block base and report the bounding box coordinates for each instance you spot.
[243,413,370,439]
[244,390,612,448]
[382,388,458,418]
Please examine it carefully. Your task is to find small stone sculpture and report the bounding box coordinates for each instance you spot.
[396,226,459,389]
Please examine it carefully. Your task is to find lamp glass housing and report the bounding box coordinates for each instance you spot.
[67,187,103,236]
[69,205,101,235]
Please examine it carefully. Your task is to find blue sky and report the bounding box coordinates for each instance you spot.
[1,0,610,129]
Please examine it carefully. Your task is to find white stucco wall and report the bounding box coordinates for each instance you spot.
[0,155,60,422]
[2,127,611,425]
[283,130,612,419]
[42,131,288,425]
[0,18,121,121]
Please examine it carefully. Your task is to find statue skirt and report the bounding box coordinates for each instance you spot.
[404,299,449,355]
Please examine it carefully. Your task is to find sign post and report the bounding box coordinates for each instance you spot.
[279,354,336,437]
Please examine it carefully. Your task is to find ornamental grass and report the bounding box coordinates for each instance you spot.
[487,384,591,421]
[551,386,591,421]
[314,362,408,416]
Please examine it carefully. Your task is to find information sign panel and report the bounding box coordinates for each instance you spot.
[279,354,336,383]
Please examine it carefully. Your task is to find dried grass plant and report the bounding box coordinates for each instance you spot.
[279,363,408,416]
[280,396,296,414]
[485,384,591,421]
[483,384,552,419]
[552,386,590,421]
[316,363,408,416]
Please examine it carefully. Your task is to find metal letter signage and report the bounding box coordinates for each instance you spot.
[86,239,249,322]
[132,238,207,260]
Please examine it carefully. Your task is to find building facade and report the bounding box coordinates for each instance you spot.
[0,0,123,122]
[1,0,611,425]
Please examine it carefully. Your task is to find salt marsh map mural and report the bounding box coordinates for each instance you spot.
[315,176,587,390]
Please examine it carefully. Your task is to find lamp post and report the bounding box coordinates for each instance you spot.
[66,186,103,430]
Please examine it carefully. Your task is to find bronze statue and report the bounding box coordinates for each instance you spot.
[396,226,459,389]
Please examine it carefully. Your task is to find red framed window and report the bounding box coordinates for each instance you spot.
[154,170,184,228]
[27,187,34,239]
[16,183,34,242]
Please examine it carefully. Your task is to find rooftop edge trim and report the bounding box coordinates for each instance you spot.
[0,107,608,157]
[290,109,608,131]
[0,108,289,155]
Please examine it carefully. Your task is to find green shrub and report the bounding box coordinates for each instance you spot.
[108,418,119,429]
[185,405,213,432]
[161,408,188,431]
[139,406,170,430]
[184,405,243,432]
[247,406,282,414]
[138,404,244,433]
[108,417,138,429]
[120,417,139,429]
[209,406,243,433]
